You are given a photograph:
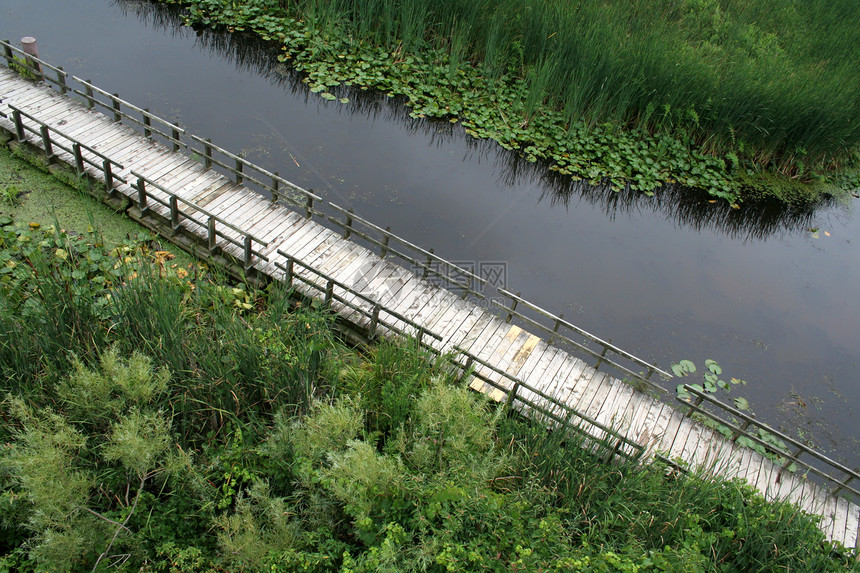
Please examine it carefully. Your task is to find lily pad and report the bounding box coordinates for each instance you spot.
[734,396,750,410]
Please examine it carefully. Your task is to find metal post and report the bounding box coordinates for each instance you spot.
[84,81,94,109]
[12,109,25,142]
[40,125,53,163]
[271,172,279,203]
[111,94,121,122]
[143,109,152,138]
[136,176,148,215]
[172,125,180,152]
[243,236,253,270]
[207,217,217,253]
[235,158,243,185]
[73,143,84,174]
[103,159,114,193]
[343,209,353,239]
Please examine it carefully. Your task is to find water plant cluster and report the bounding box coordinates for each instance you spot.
[0,218,856,571]
[155,0,860,203]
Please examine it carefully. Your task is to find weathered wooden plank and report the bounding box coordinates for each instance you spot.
[831,495,850,546]
[844,500,859,550]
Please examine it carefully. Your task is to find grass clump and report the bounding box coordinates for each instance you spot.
[0,217,855,571]
[155,0,860,203]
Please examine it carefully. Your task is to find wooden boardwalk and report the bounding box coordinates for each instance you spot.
[1,63,858,550]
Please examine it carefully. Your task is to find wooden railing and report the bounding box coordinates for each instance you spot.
[448,346,645,462]
[186,134,323,218]
[679,384,860,503]
[273,251,642,463]
[5,102,126,194]
[71,76,185,152]
[326,203,488,300]
[1,48,669,398]
[1,39,69,94]
[131,171,269,271]
[494,289,671,392]
[275,250,443,348]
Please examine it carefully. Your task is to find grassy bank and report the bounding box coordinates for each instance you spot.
[154,0,860,204]
[0,218,855,571]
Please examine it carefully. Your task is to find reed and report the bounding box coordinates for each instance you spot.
[273,0,859,169]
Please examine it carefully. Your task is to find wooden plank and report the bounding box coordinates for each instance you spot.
[844,501,860,549]
[831,495,850,546]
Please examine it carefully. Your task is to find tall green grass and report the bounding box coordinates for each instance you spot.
[274,0,860,170]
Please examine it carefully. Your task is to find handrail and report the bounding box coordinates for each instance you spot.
[71,76,184,151]
[450,346,644,462]
[187,134,322,217]
[1,39,69,93]
[131,171,269,270]
[275,250,442,348]
[5,101,126,193]
[679,384,860,501]
[494,288,670,391]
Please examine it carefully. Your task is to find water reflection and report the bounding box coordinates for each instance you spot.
[116,0,831,243]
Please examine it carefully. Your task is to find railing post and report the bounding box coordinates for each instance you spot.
[343,209,353,239]
[505,381,520,414]
[460,355,475,384]
[325,279,334,303]
[203,138,212,170]
[12,109,25,142]
[271,172,279,203]
[380,227,391,258]
[729,419,752,442]
[235,157,244,185]
[284,257,294,287]
[170,196,180,234]
[369,305,380,338]
[243,236,253,270]
[548,313,563,344]
[57,66,67,94]
[2,42,12,68]
[39,125,54,164]
[20,37,42,81]
[84,80,95,109]
[172,124,181,152]
[143,109,152,138]
[594,340,611,371]
[111,94,121,122]
[304,193,314,219]
[103,159,114,194]
[505,292,521,323]
[422,249,433,279]
[73,143,84,174]
[136,176,148,215]
[416,327,425,347]
[207,217,217,253]
[461,275,472,299]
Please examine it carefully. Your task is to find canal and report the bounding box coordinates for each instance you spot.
[2,0,858,467]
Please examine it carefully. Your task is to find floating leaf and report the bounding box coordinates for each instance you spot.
[339,97,349,104]
[320,92,337,101]
[676,384,691,400]
[704,380,717,392]
[824,231,830,237]
[704,359,722,375]
[734,396,750,410]
[704,372,718,384]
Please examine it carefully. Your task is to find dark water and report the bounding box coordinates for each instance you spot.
[2,0,858,467]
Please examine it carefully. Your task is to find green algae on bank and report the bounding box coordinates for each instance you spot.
[0,137,196,267]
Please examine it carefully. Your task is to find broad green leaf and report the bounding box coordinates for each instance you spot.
[704,359,722,375]
[734,396,750,411]
[320,92,337,101]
